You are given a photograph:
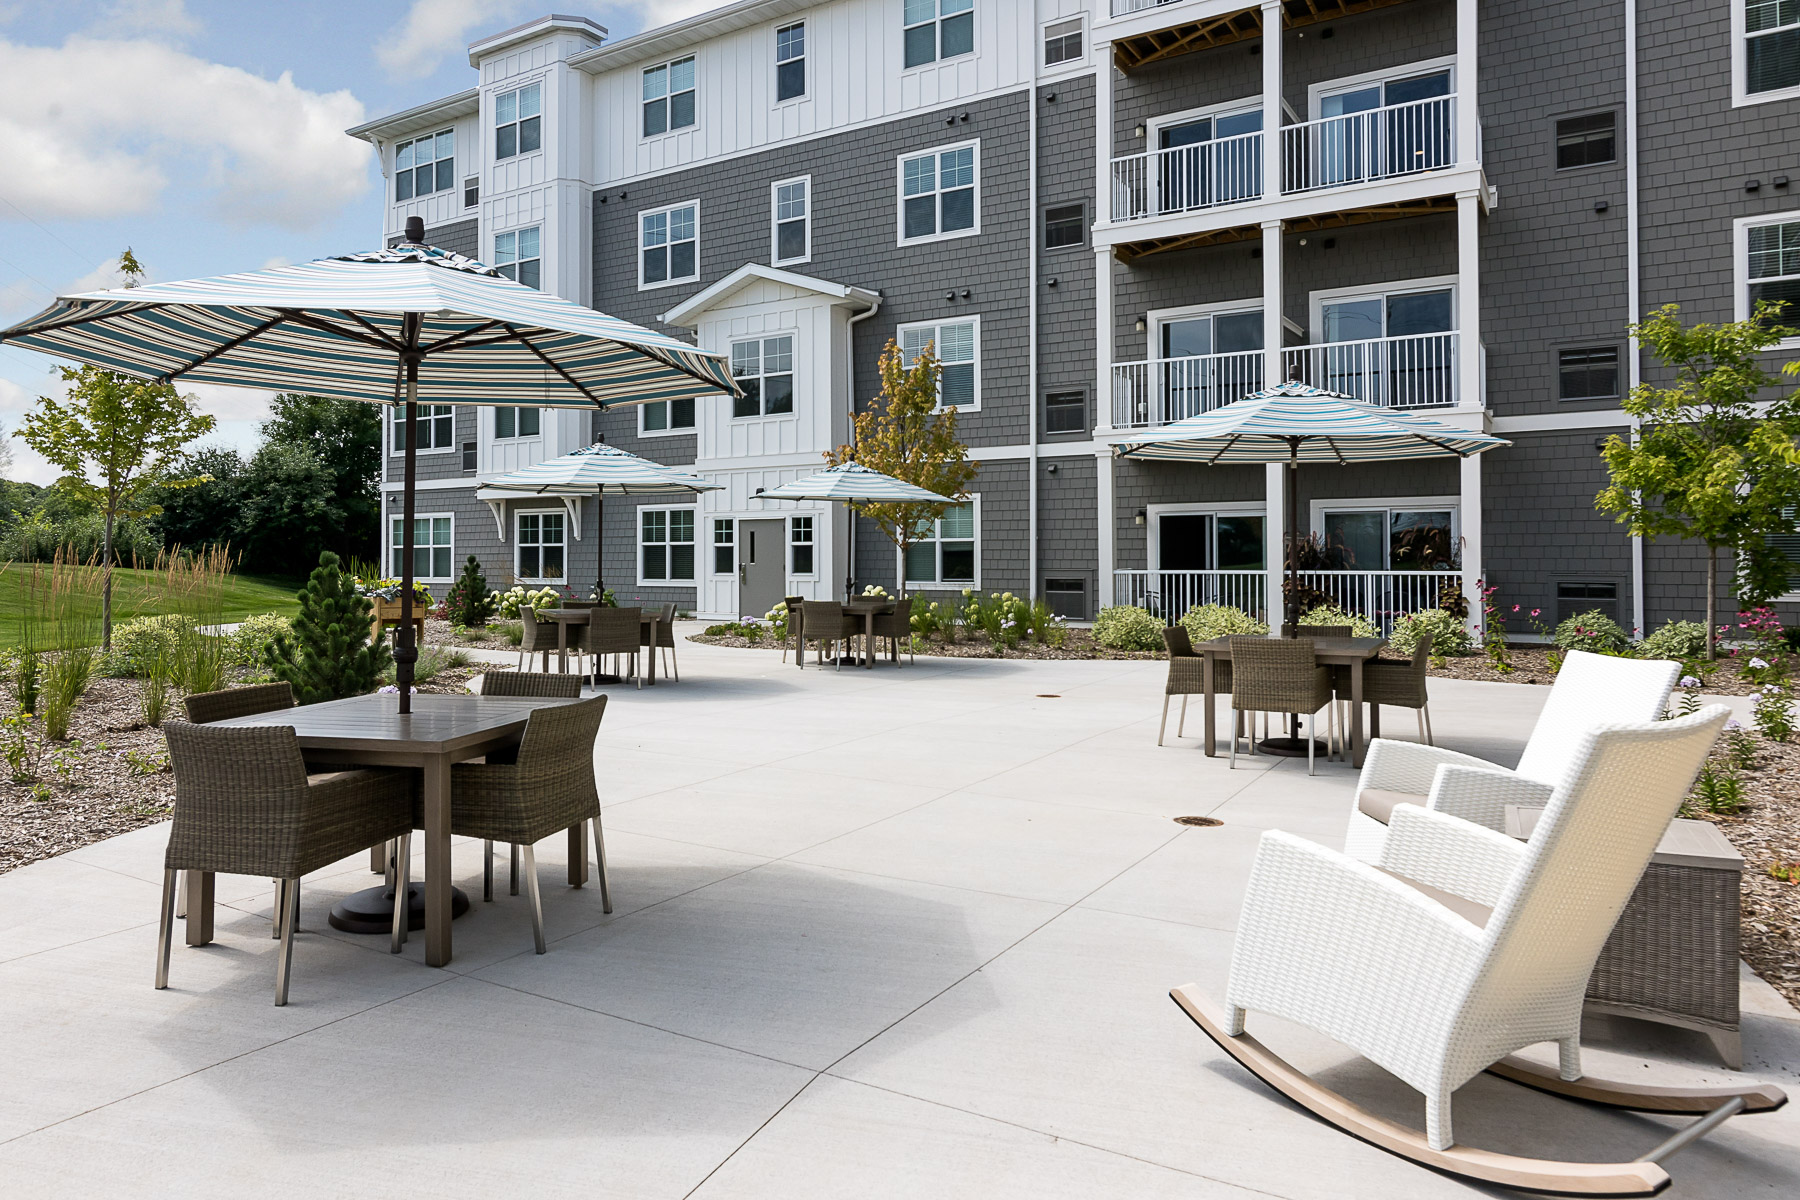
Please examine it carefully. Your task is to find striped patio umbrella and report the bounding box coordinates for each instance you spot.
[477,442,722,595]
[756,462,956,599]
[1109,380,1509,629]
[0,218,734,710]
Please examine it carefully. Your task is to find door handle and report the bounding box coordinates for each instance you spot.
[739,564,747,583]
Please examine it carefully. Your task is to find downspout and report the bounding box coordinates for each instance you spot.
[1625,0,1646,638]
[1028,59,1041,602]
[845,293,883,595]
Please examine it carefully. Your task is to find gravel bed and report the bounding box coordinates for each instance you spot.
[688,628,1161,661]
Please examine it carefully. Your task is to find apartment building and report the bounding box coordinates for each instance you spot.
[349,1,1800,629]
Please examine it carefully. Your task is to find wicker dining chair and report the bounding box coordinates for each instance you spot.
[640,602,680,681]
[871,597,914,666]
[1160,627,1220,746]
[780,595,805,663]
[588,606,644,688]
[157,723,415,1005]
[797,600,858,669]
[476,670,584,900]
[181,683,298,925]
[1228,636,1337,775]
[1281,623,1353,639]
[429,694,612,953]
[1360,631,1435,745]
[517,607,557,672]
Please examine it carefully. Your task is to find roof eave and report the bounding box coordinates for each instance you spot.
[346,88,481,142]
[569,0,816,74]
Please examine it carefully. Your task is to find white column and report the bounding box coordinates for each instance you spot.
[1456,0,1478,166]
[1456,190,1480,408]
[1461,452,1483,639]
[1096,246,1115,606]
[1098,452,1116,609]
[1095,42,1114,228]
[1261,218,1285,624]
[1261,0,1282,200]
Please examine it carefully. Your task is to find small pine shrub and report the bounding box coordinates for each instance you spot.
[444,556,496,627]
[1178,604,1268,644]
[1639,619,1709,662]
[1093,605,1165,652]
[1390,608,1473,658]
[1553,608,1630,654]
[268,551,393,705]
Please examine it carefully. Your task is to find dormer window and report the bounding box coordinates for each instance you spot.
[395,130,454,201]
[495,82,542,160]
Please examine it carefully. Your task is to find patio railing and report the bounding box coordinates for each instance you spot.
[1112,570,1268,622]
[1112,568,1460,633]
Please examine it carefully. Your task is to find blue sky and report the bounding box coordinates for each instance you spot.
[0,0,710,484]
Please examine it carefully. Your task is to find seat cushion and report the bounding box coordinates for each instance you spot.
[1356,786,1426,825]
[1376,867,1493,928]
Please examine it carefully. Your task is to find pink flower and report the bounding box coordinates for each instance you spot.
[1530,609,1541,618]
[1511,604,1520,612]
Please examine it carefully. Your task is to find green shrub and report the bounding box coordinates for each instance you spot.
[1640,619,1709,662]
[42,646,96,741]
[228,613,292,669]
[102,615,188,678]
[383,645,471,686]
[1093,605,1165,651]
[1553,608,1630,654]
[444,556,496,627]
[1178,603,1268,643]
[497,620,524,646]
[1298,604,1380,640]
[268,551,392,704]
[1389,608,1473,658]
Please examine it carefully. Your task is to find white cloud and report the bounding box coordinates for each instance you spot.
[377,0,530,80]
[182,382,276,425]
[101,0,200,37]
[1,256,143,329]
[0,35,371,229]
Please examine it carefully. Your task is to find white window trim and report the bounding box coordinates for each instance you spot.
[1308,273,1460,340]
[1146,296,1281,359]
[513,507,569,585]
[788,513,818,578]
[1733,1,1800,107]
[895,138,982,246]
[901,0,976,74]
[492,224,543,288]
[637,200,701,291]
[1146,94,1267,145]
[492,79,546,163]
[638,398,697,437]
[1733,210,1800,348]
[1307,495,1462,569]
[711,516,736,578]
[640,55,699,142]
[728,332,800,421]
[774,21,807,105]
[487,405,543,443]
[1041,15,1086,72]
[770,174,812,267]
[1146,502,1265,573]
[390,405,458,455]
[637,503,699,588]
[394,128,456,201]
[901,495,979,590]
[896,314,981,412]
[389,512,455,583]
[1308,55,1458,119]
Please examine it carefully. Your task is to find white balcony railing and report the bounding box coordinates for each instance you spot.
[1110,0,1184,16]
[1282,331,1459,409]
[1112,569,1461,632]
[1109,131,1263,222]
[1111,349,1265,428]
[1283,95,1458,195]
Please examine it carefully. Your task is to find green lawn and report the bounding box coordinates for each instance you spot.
[0,565,302,647]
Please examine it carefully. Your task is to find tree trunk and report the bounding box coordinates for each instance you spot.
[102,508,115,650]
[1705,545,1718,661]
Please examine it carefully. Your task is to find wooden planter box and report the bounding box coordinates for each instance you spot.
[370,597,427,644]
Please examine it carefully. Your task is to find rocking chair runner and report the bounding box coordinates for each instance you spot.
[1171,705,1785,1196]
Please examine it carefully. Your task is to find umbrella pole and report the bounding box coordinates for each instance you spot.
[846,505,856,599]
[594,491,604,599]
[396,338,422,715]
[1285,439,1300,634]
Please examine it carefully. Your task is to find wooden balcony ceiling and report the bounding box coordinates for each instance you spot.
[1114,0,1414,72]
[1112,195,1452,261]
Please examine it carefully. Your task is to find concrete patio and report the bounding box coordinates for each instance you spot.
[2,634,1797,1198]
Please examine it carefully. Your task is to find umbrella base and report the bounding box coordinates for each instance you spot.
[329,883,471,934]
[1256,736,1329,758]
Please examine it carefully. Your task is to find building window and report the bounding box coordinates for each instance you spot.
[1556,580,1619,624]
[713,518,735,575]
[494,227,540,288]
[460,441,477,472]
[1746,0,1800,96]
[641,397,696,434]
[1558,347,1620,401]
[1043,17,1082,66]
[1044,390,1086,433]
[904,502,975,586]
[516,510,565,582]
[395,129,454,201]
[790,515,815,575]
[640,202,698,287]
[1745,217,1800,324]
[1044,577,1086,619]
[776,22,806,101]
[393,405,454,451]
[495,82,542,160]
[641,507,696,582]
[904,0,974,69]
[462,175,479,208]
[390,515,452,580]
[772,177,810,265]
[899,142,978,243]
[1768,507,1800,598]
[495,407,540,438]
[1321,507,1457,570]
[643,56,696,136]
[730,336,795,418]
[1555,112,1615,169]
[1043,202,1085,250]
[899,318,978,409]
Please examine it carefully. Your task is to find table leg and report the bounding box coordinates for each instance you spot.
[423,754,452,967]
[557,621,569,675]
[1203,653,1217,757]
[647,620,658,685]
[568,824,589,886]
[1350,658,1367,769]
[864,612,875,668]
[183,870,214,946]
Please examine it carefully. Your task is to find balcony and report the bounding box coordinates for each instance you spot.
[1112,568,1460,631]
[1110,332,1460,428]
[1110,0,1185,18]
[1109,133,1263,223]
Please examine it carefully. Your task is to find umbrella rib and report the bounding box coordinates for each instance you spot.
[1415,432,1471,457]
[421,321,504,354]
[160,312,289,382]
[1,302,155,341]
[1204,434,1242,465]
[1324,436,1348,465]
[424,331,516,354]
[275,309,397,350]
[507,324,602,406]
[341,310,407,352]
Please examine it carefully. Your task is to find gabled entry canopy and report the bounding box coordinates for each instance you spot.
[660,263,879,328]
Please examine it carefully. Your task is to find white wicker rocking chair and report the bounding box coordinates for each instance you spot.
[1345,649,1681,864]
[1172,706,1787,1196]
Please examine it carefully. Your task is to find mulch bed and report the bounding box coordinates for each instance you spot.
[0,665,488,878]
[1428,645,1777,696]
[688,628,1162,662]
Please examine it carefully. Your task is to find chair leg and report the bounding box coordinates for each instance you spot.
[1416,707,1426,743]
[1307,711,1317,776]
[1229,709,1239,768]
[1158,695,1170,746]
[1423,703,1434,746]
[155,868,176,989]
[520,843,547,955]
[483,838,494,902]
[510,843,521,896]
[272,879,283,939]
[668,642,678,681]
[592,815,612,915]
[174,869,186,919]
[391,833,411,953]
[1178,694,1189,736]
[274,878,298,1006]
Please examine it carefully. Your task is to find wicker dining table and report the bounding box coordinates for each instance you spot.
[1197,635,1386,767]
[536,607,660,684]
[207,692,581,967]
